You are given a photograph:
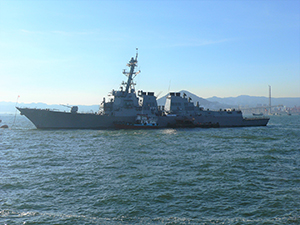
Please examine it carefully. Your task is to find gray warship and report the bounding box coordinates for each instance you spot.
[17,51,269,129]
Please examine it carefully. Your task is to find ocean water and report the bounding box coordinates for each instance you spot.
[0,114,299,224]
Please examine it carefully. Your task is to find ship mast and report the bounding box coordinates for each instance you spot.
[269,85,272,115]
[123,49,140,93]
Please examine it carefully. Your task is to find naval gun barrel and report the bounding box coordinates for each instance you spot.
[60,104,78,113]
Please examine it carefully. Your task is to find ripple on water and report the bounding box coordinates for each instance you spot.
[1,115,300,224]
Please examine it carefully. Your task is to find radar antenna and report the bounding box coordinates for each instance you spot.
[122,49,141,93]
[135,48,138,61]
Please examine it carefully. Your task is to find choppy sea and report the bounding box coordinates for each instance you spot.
[0,114,299,224]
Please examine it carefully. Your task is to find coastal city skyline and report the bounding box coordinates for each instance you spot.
[1,0,299,105]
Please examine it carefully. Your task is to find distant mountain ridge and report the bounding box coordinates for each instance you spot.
[206,95,300,108]
[0,102,99,114]
[157,91,299,109]
[157,90,232,109]
[1,92,299,113]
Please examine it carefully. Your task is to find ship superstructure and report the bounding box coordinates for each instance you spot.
[162,92,269,127]
[100,53,141,117]
[17,51,269,129]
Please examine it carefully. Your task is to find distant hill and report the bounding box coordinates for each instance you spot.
[1,94,299,114]
[0,102,99,114]
[207,95,300,108]
[157,90,231,109]
[158,91,299,109]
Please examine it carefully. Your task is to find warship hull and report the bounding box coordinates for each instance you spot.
[192,114,269,127]
[17,107,269,129]
[17,107,136,129]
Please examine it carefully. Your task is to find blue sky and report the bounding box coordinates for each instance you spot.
[0,0,299,105]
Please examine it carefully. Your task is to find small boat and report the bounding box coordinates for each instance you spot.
[114,114,158,129]
[253,113,263,116]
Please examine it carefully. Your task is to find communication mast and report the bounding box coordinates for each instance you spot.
[122,48,140,93]
[269,85,271,114]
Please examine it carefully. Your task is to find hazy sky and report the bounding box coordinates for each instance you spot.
[1,0,299,105]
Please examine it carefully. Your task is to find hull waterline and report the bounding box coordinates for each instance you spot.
[17,107,269,129]
[17,107,135,129]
